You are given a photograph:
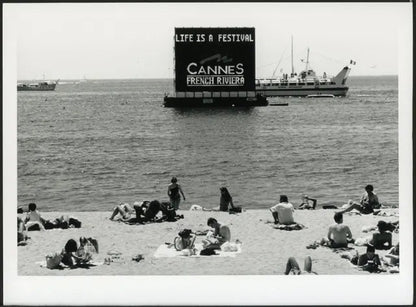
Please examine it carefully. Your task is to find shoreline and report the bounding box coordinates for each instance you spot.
[18,208,399,275]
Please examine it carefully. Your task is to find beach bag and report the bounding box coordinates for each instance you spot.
[46,252,63,269]
[200,247,217,256]
[229,206,242,213]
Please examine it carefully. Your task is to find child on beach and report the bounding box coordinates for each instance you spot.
[370,220,393,250]
[168,177,186,210]
[319,212,354,248]
[24,203,45,231]
[338,184,380,215]
[298,195,317,210]
[284,256,318,275]
[202,218,231,249]
[270,195,295,225]
[342,244,382,272]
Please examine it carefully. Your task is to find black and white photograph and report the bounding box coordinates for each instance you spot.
[3,2,413,305]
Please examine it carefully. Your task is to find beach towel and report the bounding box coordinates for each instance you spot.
[354,236,372,246]
[273,223,305,231]
[373,210,399,217]
[153,243,242,258]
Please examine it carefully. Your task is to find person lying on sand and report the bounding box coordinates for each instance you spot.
[109,202,136,221]
[284,256,318,275]
[338,184,380,215]
[298,195,317,210]
[202,218,231,249]
[319,212,354,248]
[270,195,295,225]
[24,203,46,231]
[370,220,392,250]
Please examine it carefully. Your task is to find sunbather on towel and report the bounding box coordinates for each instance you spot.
[202,218,231,249]
[110,202,136,221]
[319,212,354,248]
[338,184,380,215]
[284,256,318,275]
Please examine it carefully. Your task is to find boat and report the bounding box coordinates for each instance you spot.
[17,80,59,91]
[255,38,352,97]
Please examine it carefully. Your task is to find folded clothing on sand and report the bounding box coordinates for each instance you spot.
[273,223,305,231]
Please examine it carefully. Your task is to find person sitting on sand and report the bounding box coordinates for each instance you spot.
[270,195,295,225]
[370,220,392,250]
[342,244,382,272]
[168,177,186,210]
[284,256,318,275]
[298,195,317,210]
[338,185,380,215]
[219,187,236,212]
[17,217,28,244]
[357,244,382,272]
[320,212,354,248]
[202,218,231,249]
[61,239,86,267]
[383,243,399,267]
[110,202,135,221]
[24,203,45,231]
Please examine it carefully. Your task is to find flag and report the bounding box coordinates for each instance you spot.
[350,60,356,65]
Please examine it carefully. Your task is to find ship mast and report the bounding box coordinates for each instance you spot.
[291,36,294,76]
[305,48,310,71]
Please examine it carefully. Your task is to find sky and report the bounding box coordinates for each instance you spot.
[5,3,411,80]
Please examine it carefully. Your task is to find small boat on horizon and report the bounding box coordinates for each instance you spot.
[17,79,59,91]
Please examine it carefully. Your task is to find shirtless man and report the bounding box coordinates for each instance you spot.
[320,212,354,248]
[202,217,231,249]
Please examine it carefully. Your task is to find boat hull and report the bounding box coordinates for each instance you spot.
[17,84,57,91]
[163,96,268,108]
[256,85,348,97]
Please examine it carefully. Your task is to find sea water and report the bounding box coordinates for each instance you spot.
[17,76,398,211]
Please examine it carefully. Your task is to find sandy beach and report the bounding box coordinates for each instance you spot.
[18,208,399,276]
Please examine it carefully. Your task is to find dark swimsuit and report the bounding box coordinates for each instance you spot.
[169,186,180,200]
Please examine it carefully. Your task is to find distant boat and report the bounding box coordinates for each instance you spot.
[17,80,59,91]
[256,37,352,97]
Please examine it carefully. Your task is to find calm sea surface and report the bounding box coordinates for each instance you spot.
[17,76,398,211]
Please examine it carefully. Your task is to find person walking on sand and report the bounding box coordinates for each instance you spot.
[270,195,295,225]
[319,212,354,248]
[168,177,186,210]
[338,184,380,215]
[219,187,235,212]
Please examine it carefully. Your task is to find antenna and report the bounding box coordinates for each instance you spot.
[306,48,310,71]
[291,35,294,76]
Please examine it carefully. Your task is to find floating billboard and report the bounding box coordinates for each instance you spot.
[174,27,255,92]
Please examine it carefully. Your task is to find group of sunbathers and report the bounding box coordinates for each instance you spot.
[277,184,399,274]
